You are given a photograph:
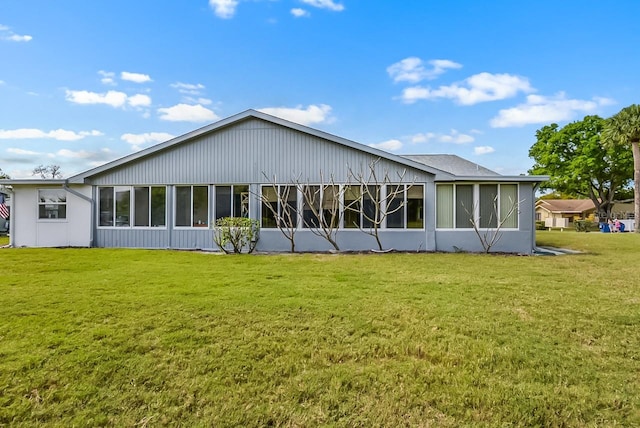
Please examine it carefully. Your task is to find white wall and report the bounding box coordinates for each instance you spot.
[12,184,92,247]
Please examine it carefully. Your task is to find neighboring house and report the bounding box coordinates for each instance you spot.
[0,110,547,253]
[610,200,635,220]
[535,199,596,228]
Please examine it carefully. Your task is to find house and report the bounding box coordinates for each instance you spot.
[535,199,596,228]
[0,110,547,253]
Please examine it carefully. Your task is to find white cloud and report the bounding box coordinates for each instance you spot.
[7,148,41,155]
[171,82,205,95]
[157,104,218,122]
[438,129,474,144]
[65,90,151,109]
[410,130,474,144]
[369,139,403,152]
[209,0,239,18]
[291,8,310,17]
[127,94,152,107]
[387,57,462,83]
[65,90,128,108]
[258,104,333,126]
[0,128,103,141]
[183,96,213,105]
[1,25,32,42]
[474,146,495,155]
[490,93,610,128]
[401,72,533,105]
[121,71,152,83]
[301,0,344,11]
[410,132,436,144]
[98,70,116,85]
[121,132,175,150]
[55,148,115,162]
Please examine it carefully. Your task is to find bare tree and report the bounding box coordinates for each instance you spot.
[463,195,521,253]
[256,174,300,253]
[297,172,348,251]
[33,164,63,179]
[347,158,414,251]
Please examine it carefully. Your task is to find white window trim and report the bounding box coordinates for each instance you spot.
[174,185,210,229]
[435,183,520,230]
[37,188,67,222]
[260,183,425,231]
[97,185,168,229]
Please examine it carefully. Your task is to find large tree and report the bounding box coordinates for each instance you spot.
[602,104,640,232]
[529,115,633,219]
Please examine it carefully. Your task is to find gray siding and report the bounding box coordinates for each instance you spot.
[89,118,432,185]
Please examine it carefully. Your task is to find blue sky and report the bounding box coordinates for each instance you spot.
[1,1,639,179]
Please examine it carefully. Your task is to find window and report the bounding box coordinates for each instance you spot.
[436,183,519,229]
[385,184,424,229]
[343,185,361,228]
[406,185,424,229]
[134,187,166,227]
[99,186,166,228]
[261,185,297,228]
[38,189,66,219]
[215,185,249,221]
[302,185,321,228]
[176,185,208,227]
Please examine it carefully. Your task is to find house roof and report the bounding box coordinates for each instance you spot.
[66,109,457,184]
[402,154,500,177]
[0,110,548,186]
[536,199,596,214]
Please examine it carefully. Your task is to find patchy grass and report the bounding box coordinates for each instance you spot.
[1,232,639,426]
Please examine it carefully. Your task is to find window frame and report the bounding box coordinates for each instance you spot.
[37,189,67,221]
[436,183,520,230]
[98,186,167,229]
[175,185,209,228]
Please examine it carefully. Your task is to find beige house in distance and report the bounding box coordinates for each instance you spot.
[535,199,596,228]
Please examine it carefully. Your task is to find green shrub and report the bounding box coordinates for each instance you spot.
[535,221,546,230]
[574,219,599,232]
[212,217,260,254]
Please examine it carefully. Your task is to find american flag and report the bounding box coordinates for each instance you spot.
[0,194,9,219]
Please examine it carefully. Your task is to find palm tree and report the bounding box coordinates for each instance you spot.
[603,104,640,232]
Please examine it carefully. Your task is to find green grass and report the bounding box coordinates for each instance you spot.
[1,231,639,426]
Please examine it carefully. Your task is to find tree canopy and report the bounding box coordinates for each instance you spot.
[602,104,640,232]
[32,164,63,179]
[529,115,633,219]
[0,168,9,179]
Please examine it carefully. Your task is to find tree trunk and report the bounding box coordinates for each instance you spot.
[633,141,640,233]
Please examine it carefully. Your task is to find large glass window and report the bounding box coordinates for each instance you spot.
[115,188,130,227]
[436,184,453,228]
[302,185,321,228]
[38,189,67,220]
[386,185,404,229]
[176,185,208,227]
[344,185,361,229]
[436,183,519,229]
[456,185,473,229]
[385,184,424,229]
[215,185,249,220]
[134,186,166,227]
[479,184,498,228]
[99,187,114,226]
[407,185,424,229]
[500,184,518,228]
[100,186,166,228]
[261,185,297,228]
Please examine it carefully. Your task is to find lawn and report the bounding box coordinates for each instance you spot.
[1,231,639,426]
